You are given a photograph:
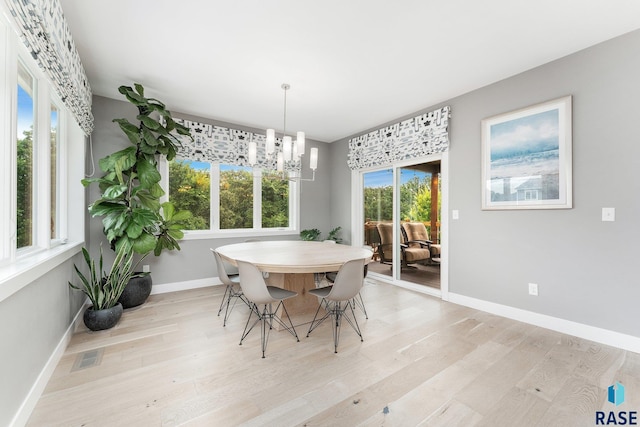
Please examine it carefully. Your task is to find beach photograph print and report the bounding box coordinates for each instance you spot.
[481,96,572,210]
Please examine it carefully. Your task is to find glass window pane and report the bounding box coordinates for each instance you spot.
[17,63,34,249]
[363,168,393,256]
[220,165,253,229]
[50,104,59,239]
[399,166,441,243]
[399,164,441,288]
[168,159,211,230]
[261,171,289,228]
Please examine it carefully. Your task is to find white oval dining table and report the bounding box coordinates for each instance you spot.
[216,240,372,319]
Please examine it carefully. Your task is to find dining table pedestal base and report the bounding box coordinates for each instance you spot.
[266,272,325,329]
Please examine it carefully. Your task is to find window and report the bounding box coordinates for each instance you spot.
[167,158,296,234]
[5,53,68,262]
[16,61,35,250]
[0,8,83,299]
[261,170,289,228]
[168,159,211,230]
[50,103,59,239]
[219,165,253,229]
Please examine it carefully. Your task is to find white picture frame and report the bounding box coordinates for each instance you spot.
[481,96,573,210]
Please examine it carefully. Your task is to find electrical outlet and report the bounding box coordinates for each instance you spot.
[143,265,150,273]
[528,283,538,296]
[452,210,459,220]
[602,207,615,222]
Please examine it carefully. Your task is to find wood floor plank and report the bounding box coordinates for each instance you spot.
[534,374,603,427]
[475,386,550,427]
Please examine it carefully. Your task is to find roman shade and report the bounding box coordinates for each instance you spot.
[175,118,301,173]
[348,106,450,170]
[6,0,94,135]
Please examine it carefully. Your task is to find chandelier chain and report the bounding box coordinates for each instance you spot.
[282,83,289,138]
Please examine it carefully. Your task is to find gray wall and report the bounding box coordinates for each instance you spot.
[90,96,332,284]
[0,256,85,427]
[330,29,640,338]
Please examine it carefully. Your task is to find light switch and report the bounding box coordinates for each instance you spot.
[452,210,459,220]
[602,207,615,222]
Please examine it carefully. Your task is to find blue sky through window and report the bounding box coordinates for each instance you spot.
[364,168,430,188]
[175,160,253,173]
[17,85,33,137]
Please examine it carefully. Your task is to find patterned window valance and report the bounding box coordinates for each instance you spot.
[347,106,450,170]
[175,118,301,173]
[6,0,94,135]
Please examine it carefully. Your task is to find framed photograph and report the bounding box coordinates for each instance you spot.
[481,96,572,210]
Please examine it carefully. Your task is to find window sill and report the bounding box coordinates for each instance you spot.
[181,229,300,240]
[0,241,83,303]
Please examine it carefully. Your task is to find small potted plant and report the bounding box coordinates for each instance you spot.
[299,226,342,243]
[82,83,192,307]
[69,246,145,331]
[300,228,321,241]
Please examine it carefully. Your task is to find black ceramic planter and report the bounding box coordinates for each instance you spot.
[118,274,152,309]
[84,303,123,331]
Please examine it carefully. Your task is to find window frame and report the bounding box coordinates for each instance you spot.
[13,58,69,259]
[0,5,85,304]
[160,157,300,239]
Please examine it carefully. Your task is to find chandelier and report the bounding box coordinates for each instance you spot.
[247,83,318,181]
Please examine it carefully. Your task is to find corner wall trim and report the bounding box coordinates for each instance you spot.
[448,293,640,354]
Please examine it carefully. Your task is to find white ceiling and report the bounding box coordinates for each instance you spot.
[60,0,640,143]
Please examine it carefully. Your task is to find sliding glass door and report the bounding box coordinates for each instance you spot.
[361,160,442,292]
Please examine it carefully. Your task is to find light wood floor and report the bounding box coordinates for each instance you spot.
[27,280,639,426]
[368,261,441,289]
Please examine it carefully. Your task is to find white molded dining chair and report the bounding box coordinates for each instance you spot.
[237,260,300,358]
[306,258,365,353]
[325,245,372,319]
[211,249,249,326]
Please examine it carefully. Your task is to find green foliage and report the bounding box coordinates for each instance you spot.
[69,245,146,310]
[363,175,441,223]
[261,172,289,228]
[220,169,253,229]
[300,228,321,241]
[300,226,343,243]
[168,162,291,231]
[363,185,393,222]
[17,129,33,248]
[83,83,193,256]
[168,160,210,229]
[326,226,343,243]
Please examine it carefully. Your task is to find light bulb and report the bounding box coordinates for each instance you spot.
[296,131,305,156]
[248,141,257,166]
[283,136,292,161]
[266,129,275,155]
[310,147,318,170]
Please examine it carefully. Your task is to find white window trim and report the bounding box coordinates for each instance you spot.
[0,16,14,262]
[0,9,83,303]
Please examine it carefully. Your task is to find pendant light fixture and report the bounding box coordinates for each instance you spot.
[248,83,317,181]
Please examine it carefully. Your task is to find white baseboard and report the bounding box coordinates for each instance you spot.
[448,292,640,354]
[150,276,222,295]
[10,301,85,427]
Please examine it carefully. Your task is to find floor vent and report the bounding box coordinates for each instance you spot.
[71,348,104,372]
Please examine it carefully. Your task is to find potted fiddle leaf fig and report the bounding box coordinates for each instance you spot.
[69,245,145,331]
[82,83,193,308]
